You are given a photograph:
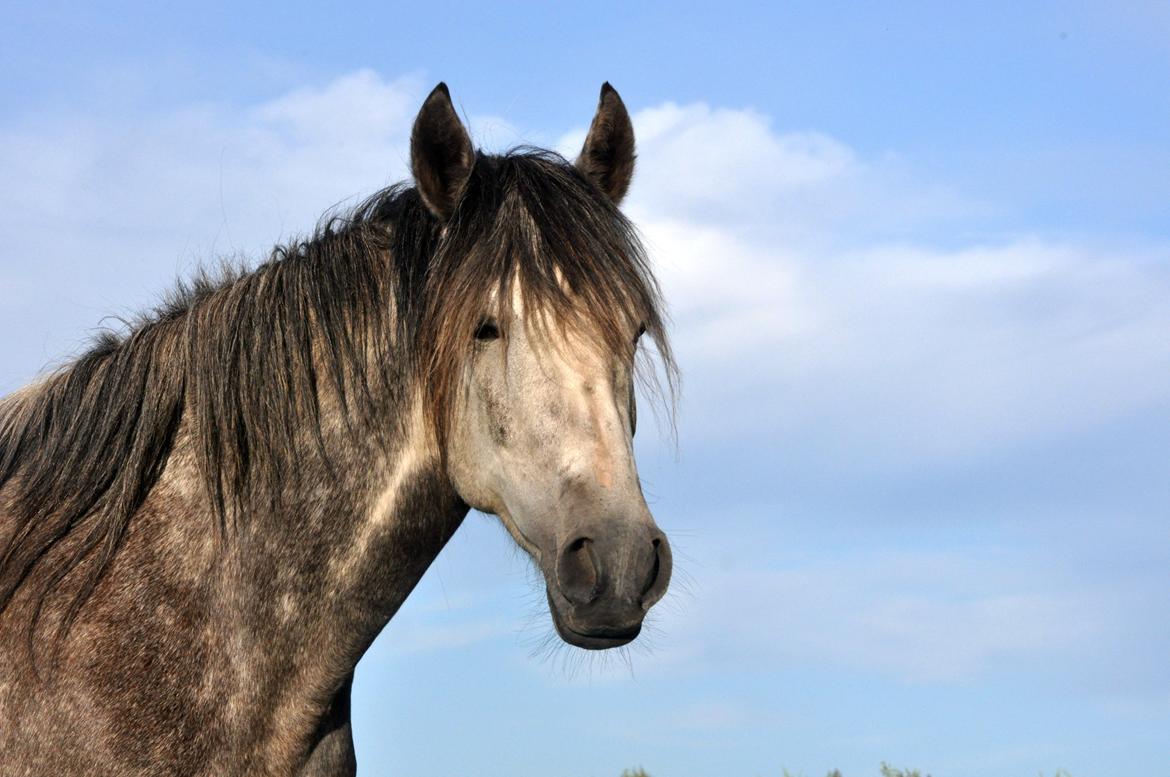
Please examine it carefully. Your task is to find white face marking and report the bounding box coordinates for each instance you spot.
[443,281,670,648]
[447,288,638,533]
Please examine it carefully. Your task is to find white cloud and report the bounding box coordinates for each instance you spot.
[648,547,1126,683]
[610,101,1170,466]
[381,618,514,655]
[626,103,857,223]
[663,699,777,731]
[252,69,421,144]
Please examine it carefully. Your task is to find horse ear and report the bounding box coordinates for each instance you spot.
[411,83,475,220]
[575,82,636,204]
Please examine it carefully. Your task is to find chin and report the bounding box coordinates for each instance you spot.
[547,596,643,650]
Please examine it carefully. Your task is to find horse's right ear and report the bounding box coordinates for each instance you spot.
[411,83,475,221]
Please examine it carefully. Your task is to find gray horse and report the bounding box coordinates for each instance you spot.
[0,83,675,775]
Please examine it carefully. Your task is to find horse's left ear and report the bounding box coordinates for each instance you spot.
[576,83,636,205]
[411,83,475,221]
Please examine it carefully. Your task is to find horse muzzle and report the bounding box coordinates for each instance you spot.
[545,525,672,650]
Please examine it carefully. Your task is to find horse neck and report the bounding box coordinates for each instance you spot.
[95,389,464,769]
[208,385,467,678]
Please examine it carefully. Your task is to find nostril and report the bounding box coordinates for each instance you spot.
[640,539,662,598]
[557,536,602,606]
[640,535,672,610]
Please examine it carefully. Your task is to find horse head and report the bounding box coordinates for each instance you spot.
[411,83,675,649]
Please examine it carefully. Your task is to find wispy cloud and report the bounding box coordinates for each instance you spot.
[609,101,1170,468]
[649,545,1131,683]
[382,618,514,655]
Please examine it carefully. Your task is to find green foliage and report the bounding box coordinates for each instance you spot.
[628,765,1069,777]
[779,768,916,777]
[880,764,931,777]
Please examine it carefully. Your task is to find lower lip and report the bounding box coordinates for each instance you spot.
[562,627,640,649]
[549,600,642,648]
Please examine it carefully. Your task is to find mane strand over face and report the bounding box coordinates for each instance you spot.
[420,149,677,448]
[0,148,676,642]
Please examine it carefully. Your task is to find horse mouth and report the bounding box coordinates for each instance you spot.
[547,592,642,650]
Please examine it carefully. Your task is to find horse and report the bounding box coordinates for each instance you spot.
[0,82,676,776]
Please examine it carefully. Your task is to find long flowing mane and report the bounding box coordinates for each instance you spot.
[0,149,676,635]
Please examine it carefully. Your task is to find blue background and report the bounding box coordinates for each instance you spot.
[2,2,1168,775]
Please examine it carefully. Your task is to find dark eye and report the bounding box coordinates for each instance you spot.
[475,319,501,341]
[634,324,646,344]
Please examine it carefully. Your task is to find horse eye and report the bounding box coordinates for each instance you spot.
[634,324,647,344]
[475,320,501,341]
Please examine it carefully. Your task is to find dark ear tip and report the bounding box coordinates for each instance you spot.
[600,82,619,100]
[427,82,452,102]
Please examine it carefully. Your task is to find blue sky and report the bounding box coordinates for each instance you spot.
[2,2,1169,775]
